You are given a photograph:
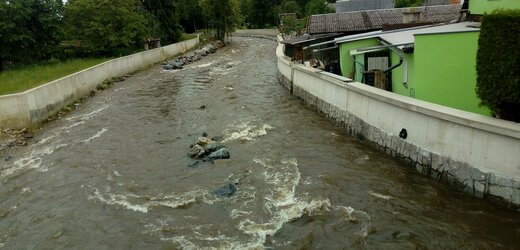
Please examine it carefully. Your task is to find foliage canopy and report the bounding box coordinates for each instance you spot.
[64,0,152,57]
[199,0,241,41]
[476,9,520,122]
[0,0,63,70]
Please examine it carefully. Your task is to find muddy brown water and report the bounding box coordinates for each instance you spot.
[1,38,519,249]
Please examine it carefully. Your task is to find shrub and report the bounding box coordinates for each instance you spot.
[476,9,520,122]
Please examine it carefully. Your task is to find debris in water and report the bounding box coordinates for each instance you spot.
[188,160,201,168]
[199,105,206,110]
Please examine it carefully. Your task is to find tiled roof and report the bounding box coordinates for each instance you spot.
[307,5,462,34]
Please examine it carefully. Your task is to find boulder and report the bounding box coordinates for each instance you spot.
[214,40,225,49]
[205,142,224,153]
[188,144,205,158]
[207,148,230,161]
[206,44,216,53]
[197,137,213,147]
[194,49,207,56]
[163,64,174,70]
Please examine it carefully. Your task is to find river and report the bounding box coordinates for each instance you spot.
[0,37,519,249]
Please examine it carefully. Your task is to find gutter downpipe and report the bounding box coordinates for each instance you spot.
[380,40,407,90]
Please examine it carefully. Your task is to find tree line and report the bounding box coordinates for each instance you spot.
[0,0,337,71]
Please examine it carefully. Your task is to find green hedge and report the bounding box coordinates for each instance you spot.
[476,10,520,122]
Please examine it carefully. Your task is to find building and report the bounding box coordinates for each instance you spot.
[469,0,520,15]
[334,22,491,115]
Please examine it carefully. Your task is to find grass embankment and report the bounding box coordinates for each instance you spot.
[0,58,111,95]
[181,33,198,41]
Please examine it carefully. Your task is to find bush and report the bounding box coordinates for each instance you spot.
[476,9,520,122]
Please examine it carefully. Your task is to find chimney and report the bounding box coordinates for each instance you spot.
[403,8,422,23]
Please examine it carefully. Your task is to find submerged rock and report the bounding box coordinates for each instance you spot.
[207,148,230,161]
[213,183,237,197]
[188,160,201,168]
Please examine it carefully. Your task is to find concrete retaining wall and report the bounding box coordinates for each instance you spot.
[276,37,520,206]
[0,36,199,129]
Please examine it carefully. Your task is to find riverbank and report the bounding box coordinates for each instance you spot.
[0,36,200,130]
[276,36,520,207]
[0,58,112,96]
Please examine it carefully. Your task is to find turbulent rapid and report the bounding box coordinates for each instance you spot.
[0,37,519,249]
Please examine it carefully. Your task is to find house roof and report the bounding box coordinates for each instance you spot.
[307,4,462,34]
[282,33,342,46]
[334,21,480,47]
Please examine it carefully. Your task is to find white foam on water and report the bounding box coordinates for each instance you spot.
[1,143,68,178]
[135,157,373,249]
[21,187,31,194]
[369,191,392,200]
[232,158,332,246]
[334,206,372,239]
[222,122,273,143]
[86,187,216,214]
[39,134,57,144]
[230,209,253,219]
[63,121,85,130]
[81,128,107,143]
[190,61,215,68]
[66,105,110,122]
[88,188,149,213]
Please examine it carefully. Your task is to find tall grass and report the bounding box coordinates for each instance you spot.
[0,58,111,95]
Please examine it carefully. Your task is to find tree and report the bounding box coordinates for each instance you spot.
[279,15,306,38]
[476,10,520,122]
[64,0,153,56]
[305,0,334,16]
[0,0,63,70]
[141,0,182,44]
[247,0,280,28]
[281,0,302,17]
[178,0,204,33]
[199,0,241,41]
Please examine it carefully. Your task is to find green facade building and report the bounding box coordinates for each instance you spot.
[469,0,520,15]
[336,22,491,116]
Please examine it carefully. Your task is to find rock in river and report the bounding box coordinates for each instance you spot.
[207,148,230,161]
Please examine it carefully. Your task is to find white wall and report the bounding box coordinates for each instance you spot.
[0,36,199,129]
[277,38,520,205]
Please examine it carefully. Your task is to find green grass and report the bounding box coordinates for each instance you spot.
[181,33,198,41]
[0,58,111,95]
